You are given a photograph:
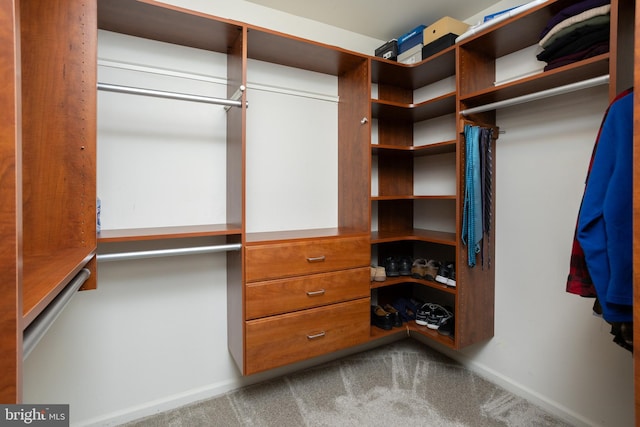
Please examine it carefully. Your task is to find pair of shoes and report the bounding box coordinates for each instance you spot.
[415,303,453,331]
[384,304,403,327]
[371,305,395,330]
[370,266,386,282]
[435,262,456,287]
[411,259,440,281]
[384,256,412,277]
[391,297,422,322]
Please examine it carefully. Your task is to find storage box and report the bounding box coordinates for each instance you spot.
[423,17,469,45]
[397,24,426,54]
[422,33,457,59]
[375,39,398,61]
[398,43,423,64]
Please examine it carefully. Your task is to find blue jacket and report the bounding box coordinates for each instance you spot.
[577,91,633,322]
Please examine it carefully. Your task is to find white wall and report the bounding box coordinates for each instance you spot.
[23,1,634,426]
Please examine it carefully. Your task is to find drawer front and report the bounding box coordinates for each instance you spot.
[245,235,369,282]
[246,267,369,319]
[244,298,370,375]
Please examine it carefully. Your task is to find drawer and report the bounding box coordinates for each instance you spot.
[244,298,370,375]
[245,235,369,282]
[246,267,369,319]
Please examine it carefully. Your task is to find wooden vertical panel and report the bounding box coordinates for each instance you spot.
[338,58,370,233]
[20,0,96,256]
[0,0,22,404]
[227,26,247,373]
[633,0,640,420]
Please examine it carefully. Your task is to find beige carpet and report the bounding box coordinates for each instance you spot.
[121,339,572,427]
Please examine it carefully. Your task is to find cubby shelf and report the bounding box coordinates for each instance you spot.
[372,140,456,156]
[370,276,456,294]
[371,229,457,246]
[371,91,456,122]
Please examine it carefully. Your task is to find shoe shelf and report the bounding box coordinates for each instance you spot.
[372,195,455,201]
[408,321,455,346]
[371,276,456,294]
[371,229,456,246]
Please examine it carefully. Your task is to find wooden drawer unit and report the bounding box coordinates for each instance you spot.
[244,298,370,374]
[245,235,369,282]
[245,267,369,319]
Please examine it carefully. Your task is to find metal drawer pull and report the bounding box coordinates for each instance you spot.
[306,289,326,297]
[307,331,326,340]
[306,255,326,263]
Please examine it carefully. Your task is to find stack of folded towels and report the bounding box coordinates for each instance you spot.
[536,0,611,71]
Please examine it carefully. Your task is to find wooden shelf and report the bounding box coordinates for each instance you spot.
[246,228,369,244]
[98,224,242,243]
[372,195,456,201]
[98,0,243,53]
[371,229,456,246]
[372,140,456,156]
[408,321,456,348]
[371,46,456,89]
[22,249,95,327]
[372,91,456,122]
[459,55,610,107]
[457,0,578,58]
[371,276,456,294]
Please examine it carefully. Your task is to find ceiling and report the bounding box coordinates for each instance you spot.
[244,0,499,41]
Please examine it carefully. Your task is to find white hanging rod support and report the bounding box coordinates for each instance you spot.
[96,243,242,263]
[460,74,609,116]
[97,82,243,108]
[23,268,91,359]
[225,85,246,111]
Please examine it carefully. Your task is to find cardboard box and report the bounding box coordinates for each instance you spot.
[397,24,426,54]
[398,43,423,64]
[422,33,457,59]
[375,39,398,61]
[423,17,469,45]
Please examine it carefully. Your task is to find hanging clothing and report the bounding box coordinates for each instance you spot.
[462,125,482,267]
[577,90,633,324]
[566,87,632,297]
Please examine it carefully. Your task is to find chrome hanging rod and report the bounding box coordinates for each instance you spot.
[23,268,91,359]
[97,82,244,108]
[460,74,609,116]
[96,243,242,263]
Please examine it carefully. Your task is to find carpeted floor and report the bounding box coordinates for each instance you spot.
[120,339,572,426]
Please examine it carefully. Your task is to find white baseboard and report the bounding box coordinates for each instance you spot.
[411,334,596,427]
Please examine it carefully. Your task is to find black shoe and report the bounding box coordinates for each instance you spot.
[446,265,456,287]
[371,305,393,330]
[384,304,403,327]
[435,263,449,284]
[384,257,400,277]
[438,308,455,336]
[398,257,412,276]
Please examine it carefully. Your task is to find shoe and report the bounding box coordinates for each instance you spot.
[411,258,428,279]
[384,257,400,277]
[426,304,453,330]
[446,265,456,287]
[424,260,440,281]
[372,266,386,282]
[435,262,451,285]
[371,305,393,330]
[370,266,376,281]
[384,304,403,327]
[437,309,455,336]
[398,257,412,276]
[391,297,420,322]
[415,303,430,326]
